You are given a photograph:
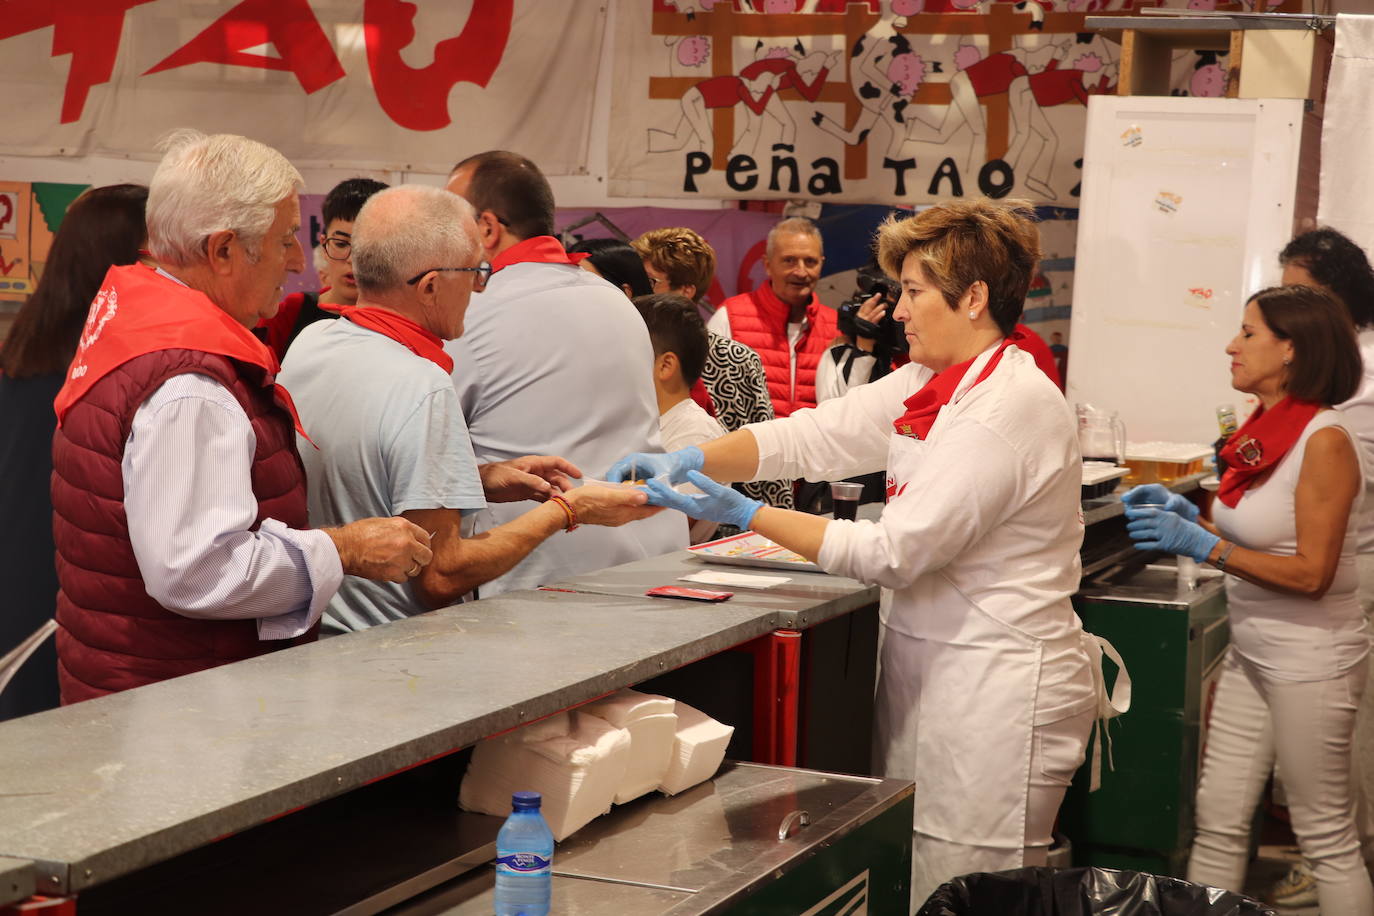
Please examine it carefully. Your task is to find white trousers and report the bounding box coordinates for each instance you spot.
[1188,650,1373,916]
[908,708,1095,912]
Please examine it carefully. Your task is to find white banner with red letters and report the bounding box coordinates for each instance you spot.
[0,1,599,176]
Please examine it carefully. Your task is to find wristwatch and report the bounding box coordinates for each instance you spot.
[1211,541,1236,573]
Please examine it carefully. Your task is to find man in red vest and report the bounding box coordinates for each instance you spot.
[50,130,430,703]
[706,217,841,417]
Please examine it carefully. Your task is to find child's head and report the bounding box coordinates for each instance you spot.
[633,293,709,395]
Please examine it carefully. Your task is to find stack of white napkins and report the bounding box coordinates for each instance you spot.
[659,700,735,796]
[458,710,630,841]
[580,689,679,804]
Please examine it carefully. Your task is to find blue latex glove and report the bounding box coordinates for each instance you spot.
[1121,483,1199,523]
[642,470,763,531]
[1125,508,1219,562]
[606,446,704,486]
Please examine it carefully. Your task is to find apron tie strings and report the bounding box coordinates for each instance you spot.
[1083,633,1132,792]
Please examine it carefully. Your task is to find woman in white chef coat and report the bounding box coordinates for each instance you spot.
[610,199,1104,907]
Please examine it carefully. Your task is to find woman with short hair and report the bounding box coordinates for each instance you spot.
[1125,285,1374,915]
[612,199,1106,905]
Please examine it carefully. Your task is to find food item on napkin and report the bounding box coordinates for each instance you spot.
[459,710,630,841]
[579,689,678,805]
[658,701,735,796]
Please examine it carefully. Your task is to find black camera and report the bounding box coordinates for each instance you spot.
[837,262,907,360]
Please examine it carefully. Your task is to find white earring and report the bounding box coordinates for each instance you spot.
[968,310,976,319]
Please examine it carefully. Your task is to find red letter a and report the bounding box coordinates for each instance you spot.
[145,0,344,94]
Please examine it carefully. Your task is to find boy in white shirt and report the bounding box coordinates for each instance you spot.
[633,293,727,542]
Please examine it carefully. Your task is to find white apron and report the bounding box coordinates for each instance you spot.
[874,402,1129,855]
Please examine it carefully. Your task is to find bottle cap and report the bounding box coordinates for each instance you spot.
[511,791,542,810]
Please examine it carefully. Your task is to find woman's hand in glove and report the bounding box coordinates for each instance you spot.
[1125,507,1219,562]
[606,446,704,486]
[1121,483,1200,522]
[642,471,763,531]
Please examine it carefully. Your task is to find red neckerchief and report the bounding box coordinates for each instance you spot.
[490,235,589,273]
[1217,397,1322,508]
[893,337,1015,440]
[334,305,454,373]
[54,264,307,437]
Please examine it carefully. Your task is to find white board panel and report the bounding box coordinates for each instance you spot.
[1067,97,1303,445]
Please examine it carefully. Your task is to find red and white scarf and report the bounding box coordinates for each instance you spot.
[1216,397,1322,508]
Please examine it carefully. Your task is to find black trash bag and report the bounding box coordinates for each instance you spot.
[917,866,1275,916]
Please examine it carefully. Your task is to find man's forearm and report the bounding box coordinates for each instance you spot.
[414,502,567,608]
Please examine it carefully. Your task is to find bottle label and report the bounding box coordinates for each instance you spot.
[496,852,551,873]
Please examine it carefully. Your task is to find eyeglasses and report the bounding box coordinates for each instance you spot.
[405,262,492,293]
[322,236,351,261]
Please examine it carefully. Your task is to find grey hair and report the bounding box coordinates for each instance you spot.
[146,129,303,267]
[351,185,477,296]
[766,217,823,258]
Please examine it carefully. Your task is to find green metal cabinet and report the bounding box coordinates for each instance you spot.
[1059,565,1229,876]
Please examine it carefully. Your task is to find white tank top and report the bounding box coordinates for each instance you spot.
[1213,410,1369,681]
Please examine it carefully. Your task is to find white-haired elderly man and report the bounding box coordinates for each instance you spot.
[280,185,658,632]
[50,130,430,704]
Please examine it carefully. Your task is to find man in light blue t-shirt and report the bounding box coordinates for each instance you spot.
[281,186,658,633]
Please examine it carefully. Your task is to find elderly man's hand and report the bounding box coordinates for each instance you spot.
[479,456,582,503]
[326,517,433,583]
[564,484,663,527]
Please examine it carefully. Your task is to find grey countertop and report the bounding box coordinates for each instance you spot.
[542,549,879,630]
[0,857,35,907]
[0,573,874,897]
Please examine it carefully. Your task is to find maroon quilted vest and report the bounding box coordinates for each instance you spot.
[51,349,316,704]
[720,282,838,418]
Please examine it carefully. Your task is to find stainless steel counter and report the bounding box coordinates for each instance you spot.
[0,562,877,901]
[390,762,915,915]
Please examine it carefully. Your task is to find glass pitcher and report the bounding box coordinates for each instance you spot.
[1076,403,1127,465]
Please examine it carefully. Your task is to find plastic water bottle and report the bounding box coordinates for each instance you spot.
[494,791,553,916]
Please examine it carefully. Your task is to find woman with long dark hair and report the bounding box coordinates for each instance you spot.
[1126,285,1373,915]
[0,183,148,721]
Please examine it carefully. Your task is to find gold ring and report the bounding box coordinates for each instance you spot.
[407,562,421,577]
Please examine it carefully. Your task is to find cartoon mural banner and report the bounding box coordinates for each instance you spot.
[0,182,89,303]
[609,0,1260,205]
[0,2,598,175]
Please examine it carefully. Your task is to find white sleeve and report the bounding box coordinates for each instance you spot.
[705,307,732,339]
[122,374,343,639]
[747,362,929,483]
[817,418,1024,590]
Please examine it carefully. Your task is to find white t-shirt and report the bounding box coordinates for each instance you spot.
[659,397,727,452]
[280,318,487,632]
[1213,409,1369,681]
[660,397,729,543]
[445,259,687,595]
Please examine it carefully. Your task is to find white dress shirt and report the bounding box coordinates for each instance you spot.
[122,373,342,640]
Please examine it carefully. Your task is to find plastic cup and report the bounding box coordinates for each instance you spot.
[830,481,864,521]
